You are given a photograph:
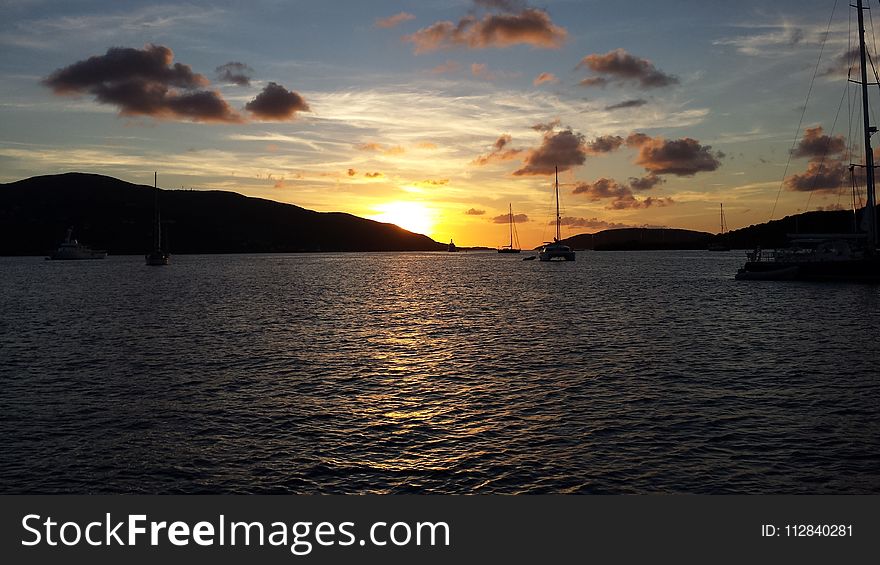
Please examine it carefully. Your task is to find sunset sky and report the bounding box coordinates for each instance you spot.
[0,0,870,247]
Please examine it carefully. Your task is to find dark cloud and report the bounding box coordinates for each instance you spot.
[215,62,253,86]
[785,160,848,192]
[579,76,609,88]
[607,195,674,210]
[375,12,416,29]
[605,98,647,110]
[531,119,561,132]
[628,173,664,191]
[821,48,860,77]
[577,48,678,89]
[585,135,624,154]
[473,134,524,165]
[629,134,722,176]
[466,208,486,215]
[493,212,529,223]
[245,82,310,120]
[403,8,567,53]
[347,168,357,176]
[572,177,674,209]
[557,216,630,231]
[365,171,384,178]
[513,129,586,175]
[572,177,629,199]
[792,126,845,159]
[42,44,241,123]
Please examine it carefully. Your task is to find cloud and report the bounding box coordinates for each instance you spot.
[414,179,449,186]
[605,98,647,111]
[578,76,609,88]
[785,160,848,192]
[821,48,860,77]
[356,142,405,155]
[473,133,524,165]
[572,177,674,209]
[375,12,416,29]
[585,135,624,154]
[533,72,559,86]
[347,168,357,176]
[245,82,310,120]
[577,48,678,88]
[557,216,630,231]
[42,44,241,123]
[493,213,529,223]
[466,208,486,215]
[365,171,384,178]
[531,119,561,132]
[431,60,461,74]
[713,22,812,56]
[572,177,629,199]
[627,133,722,176]
[415,141,438,150]
[514,129,586,175]
[628,173,664,191]
[471,63,495,80]
[215,62,253,86]
[403,7,567,53]
[792,126,845,159]
[607,195,674,210]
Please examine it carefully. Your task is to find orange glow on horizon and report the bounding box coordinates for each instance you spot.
[369,201,437,237]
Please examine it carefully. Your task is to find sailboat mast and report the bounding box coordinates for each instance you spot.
[857,0,877,249]
[154,172,161,249]
[555,166,561,242]
[720,203,725,234]
[508,203,513,248]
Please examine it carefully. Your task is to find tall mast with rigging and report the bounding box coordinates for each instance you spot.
[555,165,561,242]
[856,0,877,249]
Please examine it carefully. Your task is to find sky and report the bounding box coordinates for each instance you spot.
[0,0,875,247]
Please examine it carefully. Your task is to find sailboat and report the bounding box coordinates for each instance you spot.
[538,166,575,261]
[497,203,521,253]
[145,172,170,266]
[736,0,879,281]
[708,203,730,251]
[447,239,458,252]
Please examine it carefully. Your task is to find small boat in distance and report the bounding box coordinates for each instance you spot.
[48,227,107,260]
[538,167,575,262]
[447,239,458,252]
[145,172,170,266]
[708,203,731,251]
[498,203,521,254]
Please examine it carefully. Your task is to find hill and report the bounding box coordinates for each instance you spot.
[561,228,712,250]
[0,173,445,255]
[559,208,876,251]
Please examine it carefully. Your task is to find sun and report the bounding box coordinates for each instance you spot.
[369,201,435,236]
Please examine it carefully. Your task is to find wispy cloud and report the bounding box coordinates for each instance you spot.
[375,12,415,29]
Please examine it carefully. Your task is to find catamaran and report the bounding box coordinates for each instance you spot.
[538,167,575,261]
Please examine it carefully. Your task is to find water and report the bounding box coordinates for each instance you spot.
[1,251,878,494]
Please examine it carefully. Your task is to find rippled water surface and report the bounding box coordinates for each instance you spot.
[1,251,878,493]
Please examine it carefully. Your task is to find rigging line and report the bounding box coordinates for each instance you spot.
[768,0,840,221]
[804,82,850,212]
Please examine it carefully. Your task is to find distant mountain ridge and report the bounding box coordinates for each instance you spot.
[560,228,712,251]
[0,173,445,255]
